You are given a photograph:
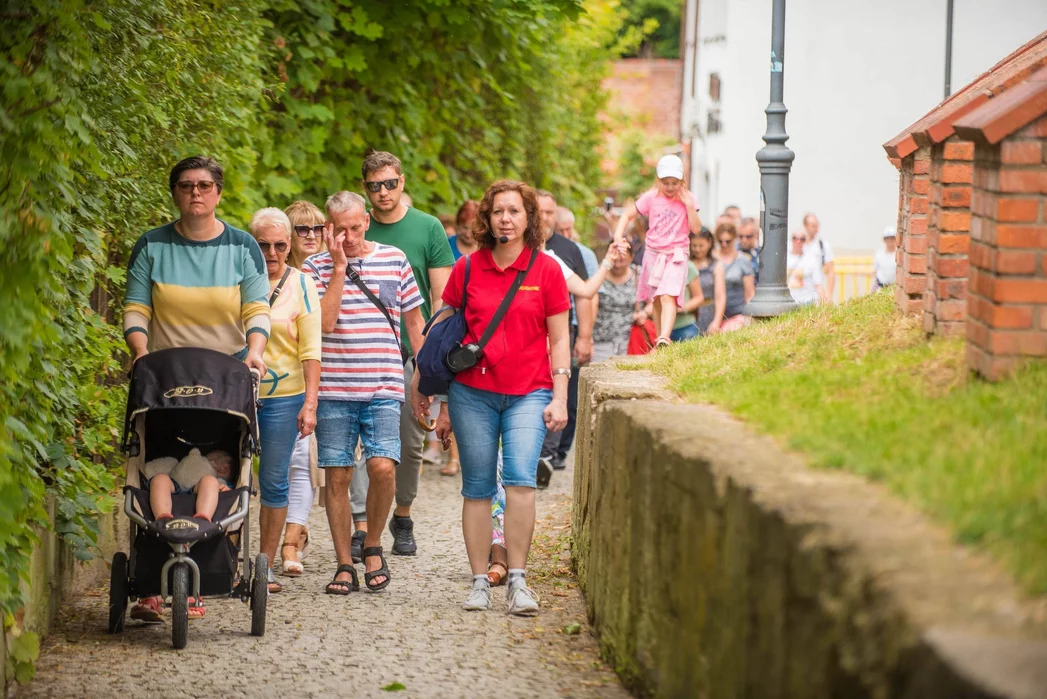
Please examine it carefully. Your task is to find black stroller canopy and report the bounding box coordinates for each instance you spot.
[123,347,257,436]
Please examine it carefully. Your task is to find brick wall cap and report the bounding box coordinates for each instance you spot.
[883,31,1047,160]
[954,66,1047,144]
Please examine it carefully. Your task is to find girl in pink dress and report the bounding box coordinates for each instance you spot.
[613,155,703,347]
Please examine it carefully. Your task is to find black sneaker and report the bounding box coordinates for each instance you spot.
[351,529,366,564]
[536,457,553,489]
[388,515,417,556]
[551,455,566,471]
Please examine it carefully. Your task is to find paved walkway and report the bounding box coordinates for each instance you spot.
[23,455,627,698]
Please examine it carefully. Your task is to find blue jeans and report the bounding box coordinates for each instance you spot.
[448,382,551,499]
[670,323,699,342]
[257,393,305,508]
[315,399,402,467]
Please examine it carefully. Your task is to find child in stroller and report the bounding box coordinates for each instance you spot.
[111,347,268,648]
[147,448,235,525]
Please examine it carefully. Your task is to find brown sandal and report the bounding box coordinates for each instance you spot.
[487,561,508,586]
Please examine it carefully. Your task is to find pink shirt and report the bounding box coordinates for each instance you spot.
[635,189,698,251]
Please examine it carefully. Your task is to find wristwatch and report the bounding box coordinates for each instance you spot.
[552,368,570,377]
[601,259,613,270]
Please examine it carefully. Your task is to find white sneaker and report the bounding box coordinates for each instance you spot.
[463,580,492,611]
[507,582,540,616]
[422,444,444,465]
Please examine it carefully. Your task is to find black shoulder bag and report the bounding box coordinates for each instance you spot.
[446,249,538,372]
[346,266,409,366]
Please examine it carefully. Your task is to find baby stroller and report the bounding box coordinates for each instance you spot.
[108,347,267,649]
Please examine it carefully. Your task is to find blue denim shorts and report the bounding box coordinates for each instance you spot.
[315,399,402,467]
[447,382,551,500]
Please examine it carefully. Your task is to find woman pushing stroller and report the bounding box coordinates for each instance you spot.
[121,155,270,621]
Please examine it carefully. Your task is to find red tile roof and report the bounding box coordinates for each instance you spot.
[883,31,1047,160]
[954,66,1047,144]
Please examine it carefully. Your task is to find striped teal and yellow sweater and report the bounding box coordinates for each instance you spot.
[122,220,271,356]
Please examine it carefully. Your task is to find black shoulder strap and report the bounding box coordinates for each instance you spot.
[268,266,293,305]
[346,266,401,346]
[476,249,538,351]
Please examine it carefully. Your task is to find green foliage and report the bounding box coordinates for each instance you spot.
[259,0,621,217]
[615,128,679,200]
[642,292,1047,594]
[0,0,624,673]
[0,0,270,641]
[618,0,681,59]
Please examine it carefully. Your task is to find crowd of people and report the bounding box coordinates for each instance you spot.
[120,149,895,621]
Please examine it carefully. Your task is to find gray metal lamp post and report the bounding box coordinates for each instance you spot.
[745,0,798,318]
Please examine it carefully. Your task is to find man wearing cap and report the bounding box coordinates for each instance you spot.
[873,226,897,291]
[613,154,702,347]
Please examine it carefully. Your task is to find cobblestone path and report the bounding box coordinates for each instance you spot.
[22,455,628,698]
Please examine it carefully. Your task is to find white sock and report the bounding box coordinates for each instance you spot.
[473,574,489,587]
[508,568,526,587]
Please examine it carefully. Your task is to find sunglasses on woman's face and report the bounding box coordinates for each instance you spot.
[294,224,324,238]
[791,236,806,242]
[718,238,734,245]
[364,178,400,193]
[259,241,289,253]
[176,180,216,194]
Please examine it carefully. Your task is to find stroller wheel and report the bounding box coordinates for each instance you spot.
[171,563,189,650]
[107,552,128,634]
[250,553,268,637]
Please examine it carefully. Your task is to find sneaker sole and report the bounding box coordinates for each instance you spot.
[509,607,539,617]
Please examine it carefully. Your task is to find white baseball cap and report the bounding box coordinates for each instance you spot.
[656,154,684,180]
[883,225,897,238]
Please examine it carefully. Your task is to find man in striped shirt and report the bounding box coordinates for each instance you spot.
[303,191,427,594]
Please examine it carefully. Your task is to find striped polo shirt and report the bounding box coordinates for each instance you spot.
[122,221,271,356]
[303,242,423,403]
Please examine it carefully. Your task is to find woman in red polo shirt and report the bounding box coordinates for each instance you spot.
[414,180,570,616]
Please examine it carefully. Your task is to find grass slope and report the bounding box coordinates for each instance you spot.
[638,291,1047,594]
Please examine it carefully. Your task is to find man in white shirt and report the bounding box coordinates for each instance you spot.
[873,226,898,290]
[802,213,835,302]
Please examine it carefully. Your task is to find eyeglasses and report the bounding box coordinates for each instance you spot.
[294,224,324,238]
[364,178,400,193]
[791,236,806,241]
[176,180,216,194]
[258,241,289,253]
[738,234,755,240]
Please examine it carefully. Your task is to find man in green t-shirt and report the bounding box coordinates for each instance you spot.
[362,150,455,557]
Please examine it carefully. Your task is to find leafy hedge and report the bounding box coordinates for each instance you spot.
[0,0,624,665]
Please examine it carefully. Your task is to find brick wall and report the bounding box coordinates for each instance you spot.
[966,115,1047,380]
[924,137,974,336]
[601,58,683,176]
[894,146,932,314]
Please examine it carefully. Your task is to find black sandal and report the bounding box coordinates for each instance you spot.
[325,564,359,595]
[351,529,366,564]
[363,546,391,592]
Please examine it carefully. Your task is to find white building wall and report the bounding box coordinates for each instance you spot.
[681,0,1047,253]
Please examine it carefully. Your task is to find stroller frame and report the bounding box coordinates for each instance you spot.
[109,347,268,648]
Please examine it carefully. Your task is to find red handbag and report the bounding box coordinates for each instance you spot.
[626,320,658,355]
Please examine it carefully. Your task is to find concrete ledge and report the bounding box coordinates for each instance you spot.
[5,498,124,693]
[572,363,1047,698]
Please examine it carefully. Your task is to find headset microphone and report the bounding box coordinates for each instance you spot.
[498,236,509,244]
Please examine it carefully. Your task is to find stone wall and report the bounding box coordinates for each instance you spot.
[4,499,125,694]
[572,363,1047,698]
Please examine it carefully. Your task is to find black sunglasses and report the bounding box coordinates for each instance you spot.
[364,178,400,193]
[294,224,324,238]
[259,241,289,253]
[176,180,216,194]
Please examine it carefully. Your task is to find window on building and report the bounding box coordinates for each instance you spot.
[707,108,722,135]
[709,73,721,102]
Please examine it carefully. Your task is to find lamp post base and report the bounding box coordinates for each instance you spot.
[744,284,798,318]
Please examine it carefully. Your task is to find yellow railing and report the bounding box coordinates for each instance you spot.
[832,256,876,303]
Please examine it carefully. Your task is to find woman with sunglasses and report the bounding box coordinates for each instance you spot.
[123,156,271,622]
[249,207,322,593]
[786,229,826,305]
[274,200,331,577]
[709,221,754,334]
